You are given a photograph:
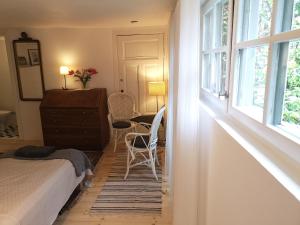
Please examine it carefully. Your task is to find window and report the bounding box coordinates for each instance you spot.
[231,0,300,139]
[234,45,269,121]
[201,0,230,97]
[201,0,300,143]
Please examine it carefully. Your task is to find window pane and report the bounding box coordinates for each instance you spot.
[202,54,211,89]
[274,40,300,133]
[234,45,269,121]
[277,0,300,33]
[222,0,229,46]
[238,0,273,42]
[204,10,214,50]
[202,52,227,94]
[220,52,227,94]
[215,0,229,48]
[211,53,220,93]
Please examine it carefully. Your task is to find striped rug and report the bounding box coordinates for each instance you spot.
[90,152,162,214]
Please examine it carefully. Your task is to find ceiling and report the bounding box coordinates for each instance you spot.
[0,0,176,28]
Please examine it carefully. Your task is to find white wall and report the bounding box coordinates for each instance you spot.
[167,0,300,225]
[199,105,300,225]
[1,28,116,140]
[168,1,201,225]
[0,38,14,111]
[1,27,167,140]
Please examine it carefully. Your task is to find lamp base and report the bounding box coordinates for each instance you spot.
[62,75,68,90]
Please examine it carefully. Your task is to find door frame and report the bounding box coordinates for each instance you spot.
[112,27,169,94]
[0,36,23,140]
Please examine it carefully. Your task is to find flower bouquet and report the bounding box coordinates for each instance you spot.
[68,68,98,89]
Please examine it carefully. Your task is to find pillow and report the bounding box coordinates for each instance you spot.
[15,145,56,158]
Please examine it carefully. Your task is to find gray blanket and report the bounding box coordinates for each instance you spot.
[0,149,93,177]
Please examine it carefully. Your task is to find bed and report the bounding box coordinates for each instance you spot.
[0,157,85,225]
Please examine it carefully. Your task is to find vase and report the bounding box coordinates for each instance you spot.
[81,81,88,89]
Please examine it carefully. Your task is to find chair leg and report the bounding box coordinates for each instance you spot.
[149,151,158,181]
[114,130,118,152]
[124,148,131,180]
[154,148,160,166]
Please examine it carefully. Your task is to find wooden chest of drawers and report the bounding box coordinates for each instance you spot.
[40,89,110,151]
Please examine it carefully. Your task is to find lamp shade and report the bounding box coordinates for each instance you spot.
[148,81,166,96]
[60,66,69,75]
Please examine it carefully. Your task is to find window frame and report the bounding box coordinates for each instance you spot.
[200,0,234,110]
[200,0,300,159]
[228,0,300,161]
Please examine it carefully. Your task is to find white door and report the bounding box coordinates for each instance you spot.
[116,34,165,114]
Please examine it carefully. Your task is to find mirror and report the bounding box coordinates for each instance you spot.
[13,32,45,101]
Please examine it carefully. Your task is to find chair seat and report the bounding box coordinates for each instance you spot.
[132,135,150,148]
[112,121,132,129]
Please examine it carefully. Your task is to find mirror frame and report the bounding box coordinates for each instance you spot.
[13,32,45,101]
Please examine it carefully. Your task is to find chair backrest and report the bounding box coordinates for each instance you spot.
[149,106,166,148]
[108,92,136,121]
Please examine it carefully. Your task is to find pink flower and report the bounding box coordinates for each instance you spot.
[87,68,98,75]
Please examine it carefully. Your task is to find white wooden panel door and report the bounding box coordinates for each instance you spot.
[116,34,165,114]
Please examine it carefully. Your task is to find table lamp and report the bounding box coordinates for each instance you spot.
[148,81,166,112]
[60,66,69,90]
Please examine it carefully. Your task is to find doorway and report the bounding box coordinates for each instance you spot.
[115,34,166,114]
[0,36,19,139]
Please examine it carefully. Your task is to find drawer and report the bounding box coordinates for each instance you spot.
[43,127,101,136]
[44,136,102,150]
[41,109,100,127]
[41,108,98,116]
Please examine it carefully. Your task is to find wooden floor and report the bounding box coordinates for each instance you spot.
[54,143,172,225]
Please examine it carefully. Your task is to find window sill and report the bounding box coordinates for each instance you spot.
[200,88,227,112]
[273,124,300,142]
[232,105,263,122]
[200,100,300,202]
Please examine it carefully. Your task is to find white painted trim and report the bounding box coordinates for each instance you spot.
[271,29,300,43]
[202,46,227,54]
[263,43,274,124]
[235,37,271,49]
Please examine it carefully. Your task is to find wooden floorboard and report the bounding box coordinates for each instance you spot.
[54,143,172,225]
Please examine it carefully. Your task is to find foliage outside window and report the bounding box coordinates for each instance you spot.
[274,40,300,131]
[232,0,300,138]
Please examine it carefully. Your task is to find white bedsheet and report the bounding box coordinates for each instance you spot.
[0,158,84,225]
